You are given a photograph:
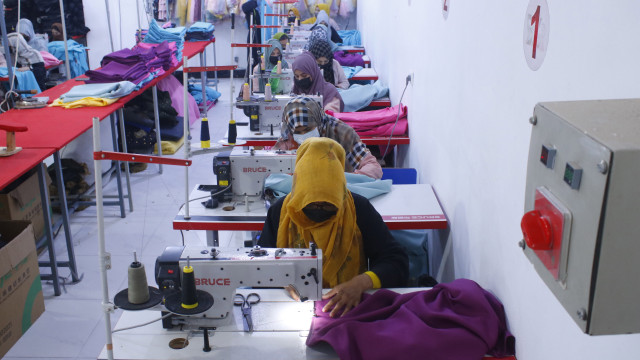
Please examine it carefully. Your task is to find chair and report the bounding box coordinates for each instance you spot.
[381,168,417,184]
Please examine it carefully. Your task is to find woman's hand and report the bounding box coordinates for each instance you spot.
[321,274,373,318]
[273,137,298,150]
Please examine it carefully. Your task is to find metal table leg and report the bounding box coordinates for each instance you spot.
[151,86,163,174]
[206,230,219,247]
[53,151,79,282]
[109,114,126,218]
[36,163,61,296]
[117,108,134,211]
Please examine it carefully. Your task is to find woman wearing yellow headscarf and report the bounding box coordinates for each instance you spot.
[302,3,331,24]
[259,137,408,317]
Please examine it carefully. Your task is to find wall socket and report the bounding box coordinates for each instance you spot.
[406,73,414,86]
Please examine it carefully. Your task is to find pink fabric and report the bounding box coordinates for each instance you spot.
[327,104,409,137]
[353,152,382,179]
[40,51,62,67]
[157,75,200,125]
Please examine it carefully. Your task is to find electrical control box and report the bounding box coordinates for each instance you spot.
[522,99,640,335]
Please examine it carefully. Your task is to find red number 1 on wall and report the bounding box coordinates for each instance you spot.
[531,5,541,59]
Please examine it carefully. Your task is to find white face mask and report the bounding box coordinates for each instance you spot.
[292,128,320,145]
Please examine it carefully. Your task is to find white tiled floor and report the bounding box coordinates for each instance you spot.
[4,78,247,360]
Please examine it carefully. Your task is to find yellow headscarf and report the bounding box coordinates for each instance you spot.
[302,3,331,24]
[276,137,364,288]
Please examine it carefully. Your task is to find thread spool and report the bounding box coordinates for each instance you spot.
[295,18,299,26]
[228,119,237,144]
[200,117,210,148]
[277,60,282,74]
[261,55,265,71]
[243,83,250,101]
[127,252,150,305]
[264,83,272,101]
[180,258,198,309]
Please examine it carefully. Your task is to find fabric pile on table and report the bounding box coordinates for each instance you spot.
[337,30,361,46]
[187,84,221,106]
[142,19,186,61]
[327,103,408,137]
[50,81,136,108]
[185,22,214,41]
[333,50,364,67]
[47,40,89,78]
[0,67,41,94]
[307,279,516,360]
[336,80,389,112]
[84,41,177,89]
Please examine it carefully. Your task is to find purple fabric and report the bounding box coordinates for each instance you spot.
[328,104,409,136]
[85,61,151,84]
[333,51,365,67]
[292,51,343,111]
[307,279,516,360]
[157,75,200,125]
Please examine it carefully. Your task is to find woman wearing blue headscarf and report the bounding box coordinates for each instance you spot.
[252,38,290,93]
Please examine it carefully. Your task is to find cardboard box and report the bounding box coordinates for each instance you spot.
[0,169,47,240]
[0,221,45,358]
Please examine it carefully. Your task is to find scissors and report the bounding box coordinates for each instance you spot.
[234,293,261,332]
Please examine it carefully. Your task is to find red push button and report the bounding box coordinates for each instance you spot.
[168,269,174,274]
[521,210,552,250]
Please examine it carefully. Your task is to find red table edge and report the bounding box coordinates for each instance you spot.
[0,147,56,189]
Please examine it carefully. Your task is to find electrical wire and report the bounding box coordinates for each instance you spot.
[0,1,21,112]
[112,312,173,333]
[177,185,232,212]
[383,81,410,162]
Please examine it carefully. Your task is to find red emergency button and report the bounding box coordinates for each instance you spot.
[168,269,174,274]
[521,210,552,250]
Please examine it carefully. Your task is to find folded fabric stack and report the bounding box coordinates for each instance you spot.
[333,51,364,67]
[186,22,214,41]
[85,41,178,89]
[337,30,361,46]
[48,40,89,77]
[51,81,136,108]
[143,19,185,62]
[327,104,408,137]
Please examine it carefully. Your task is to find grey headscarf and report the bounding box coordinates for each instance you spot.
[18,19,48,52]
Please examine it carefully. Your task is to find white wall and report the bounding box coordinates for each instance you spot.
[359,1,640,359]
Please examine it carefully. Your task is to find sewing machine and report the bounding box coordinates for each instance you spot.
[236,94,322,133]
[283,49,304,66]
[288,39,308,51]
[213,148,297,201]
[250,68,294,96]
[155,244,322,329]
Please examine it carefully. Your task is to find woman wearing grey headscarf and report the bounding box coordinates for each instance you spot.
[18,19,48,52]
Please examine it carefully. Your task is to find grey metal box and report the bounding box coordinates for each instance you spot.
[523,99,640,335]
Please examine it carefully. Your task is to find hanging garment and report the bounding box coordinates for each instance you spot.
[157,75,200,125]
[307,279,516,360]
[338,0,356,18]
[158,0,169,20]
[327,102,408,137]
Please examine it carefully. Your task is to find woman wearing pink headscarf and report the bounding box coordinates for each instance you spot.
[292,51,344,112]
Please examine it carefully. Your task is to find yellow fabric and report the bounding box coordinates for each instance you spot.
[154,136,184,155]
[302,17,316,24]
[276,137,364,288]
[50,97,118,109]
[365,271,381,289]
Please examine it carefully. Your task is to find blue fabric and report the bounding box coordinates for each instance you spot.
[47,40,89,78]
[59,81,136,103]
[143,19,185,61]
[264,173,392,200]
[337,30,361,46]
[188,84,221,105]
[0,67,41,95]
[390,230,430,285]
[337,80,389,112]
[188,22,214,32]
[342,66,363,79]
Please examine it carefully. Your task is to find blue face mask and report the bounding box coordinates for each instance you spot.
[292,128,320,145]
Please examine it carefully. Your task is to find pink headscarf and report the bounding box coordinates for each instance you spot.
[292,51,344,111]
